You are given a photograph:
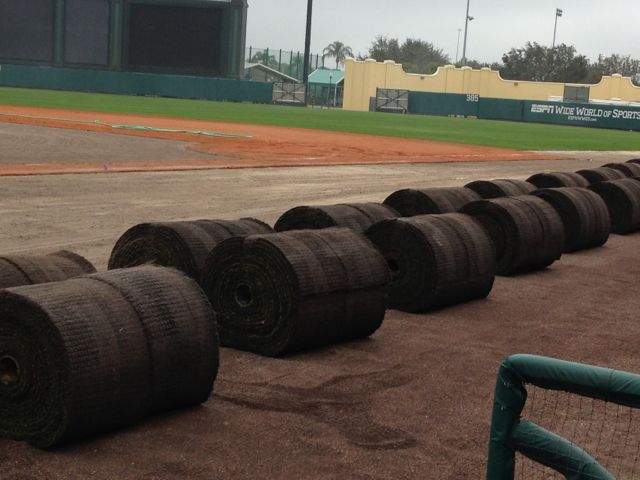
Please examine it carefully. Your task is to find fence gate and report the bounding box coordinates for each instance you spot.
[272,82,306,106]
[374,88,409,113]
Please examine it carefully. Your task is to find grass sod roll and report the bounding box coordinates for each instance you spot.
[589,179,640,234]
[366,214,495,313]
[108,218,273,278]
[0,251,96,289]
[274,203,399,232]
[575,167,626,184]
[383,187,481,217]
[0,266,218,448]
[532,188,610,252]
[461,196,565,275]
[526,172,590,188]
[604,162,640,177]
[201,228,391,357]
[627,158,640,165]
[465,179,536,199]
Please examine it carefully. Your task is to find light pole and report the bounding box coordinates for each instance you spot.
[455,28,462,64]
[461,0,474,65]
[302,0,313,104]
[552,8,563,48]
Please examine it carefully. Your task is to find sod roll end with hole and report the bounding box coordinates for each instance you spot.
[366,214,495,313]
[0,266,218,448]
[108,218,273,278]
[201,228,391,357]
[461,196,565,275]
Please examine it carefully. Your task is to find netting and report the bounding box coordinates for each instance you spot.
[516,385,640,479]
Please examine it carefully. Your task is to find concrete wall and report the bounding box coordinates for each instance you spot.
[343,58,640,111]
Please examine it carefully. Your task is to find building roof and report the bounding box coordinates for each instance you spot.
[244,63,299,83]
[308,68,344,85]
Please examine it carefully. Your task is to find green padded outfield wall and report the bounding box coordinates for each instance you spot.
[0,63,272,103]
[406,90,640,131]
[408,92,480,117]
[523,100,640,131]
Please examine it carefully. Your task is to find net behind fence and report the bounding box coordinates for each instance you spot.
[516,386,640,479]
[245,47,324,81]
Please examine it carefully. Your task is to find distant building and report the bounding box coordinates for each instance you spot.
[308,68,344,107]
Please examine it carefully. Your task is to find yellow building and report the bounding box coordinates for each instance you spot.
[343,58,640,112]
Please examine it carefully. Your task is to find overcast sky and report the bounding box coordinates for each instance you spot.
[246,1,640,64]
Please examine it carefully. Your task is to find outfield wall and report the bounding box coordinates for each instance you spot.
[407,92,640,131]
[344,59,640,112]
[0,63,273,103]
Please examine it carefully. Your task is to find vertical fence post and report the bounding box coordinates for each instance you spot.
[248,46,252,62]
[278,49,282,72]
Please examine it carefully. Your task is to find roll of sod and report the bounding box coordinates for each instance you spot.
[576,167,626,184]
[201,228,390,357]
[527,172,590,188]
[383,187,481,217]
[0,266,218,448]
[627,158,640,165]
[532,188,610,252]
[589,179,640,234]
[465,179,536,199]
[604,162,640,177]
[108,218,273,278]
[0,251,96,290]
[461,196,565,275]
[274,203,399,232]
[366,214,495,312]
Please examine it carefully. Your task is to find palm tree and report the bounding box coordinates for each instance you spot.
[323,41,354,70]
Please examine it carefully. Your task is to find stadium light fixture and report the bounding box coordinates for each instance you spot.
[461,0,474,65]
[552,8,564,48]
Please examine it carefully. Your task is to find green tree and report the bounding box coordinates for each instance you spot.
[586,54,640,84]
[366,36,449,74]
[323,41,354,69]
[251,51,278,69]
[500,42,589,83]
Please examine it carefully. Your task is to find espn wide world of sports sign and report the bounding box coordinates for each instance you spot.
[526,101,640,130]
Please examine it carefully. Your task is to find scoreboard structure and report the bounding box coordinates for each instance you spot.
[0,0,248,78]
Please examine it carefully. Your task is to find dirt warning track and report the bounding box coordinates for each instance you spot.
[0,105,560,175]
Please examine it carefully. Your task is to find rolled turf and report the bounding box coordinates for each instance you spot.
[383,187,481,217]
[274,202,399,232]
[200,228,390,357]
[0,266,218,448]
[604,162,640,177]
[464,179,536,199]
[576,167,626,184]
[589,178,640,234]
[527,172,590,188]
[461,196,565,275]
[108,218,273,278]
[366,213,495,312]
[532,188,610,252]
[0,251,96,290]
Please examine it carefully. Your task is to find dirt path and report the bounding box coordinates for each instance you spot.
[0,105,560,175]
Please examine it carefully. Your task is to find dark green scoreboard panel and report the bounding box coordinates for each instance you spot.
[0,0,247,78]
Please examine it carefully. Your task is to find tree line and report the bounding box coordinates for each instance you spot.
[360,35,640,85]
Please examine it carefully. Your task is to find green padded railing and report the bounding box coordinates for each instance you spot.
[487,354,640,479]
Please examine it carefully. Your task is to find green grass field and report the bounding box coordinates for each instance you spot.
[1,87,639,151]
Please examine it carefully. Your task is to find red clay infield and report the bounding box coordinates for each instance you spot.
[0,105,559,176]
